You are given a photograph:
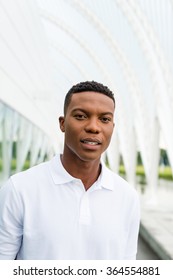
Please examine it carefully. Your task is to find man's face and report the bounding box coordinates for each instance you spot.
[59,91,115,162]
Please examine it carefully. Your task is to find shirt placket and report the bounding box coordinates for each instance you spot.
[79,192,91,225]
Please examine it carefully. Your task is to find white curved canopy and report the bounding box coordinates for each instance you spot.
[0,0,173,187]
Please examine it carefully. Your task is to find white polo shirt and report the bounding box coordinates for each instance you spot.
[0,154,140,260]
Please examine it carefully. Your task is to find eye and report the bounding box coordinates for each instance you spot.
[100,117,112,123]
[74,114,87,120]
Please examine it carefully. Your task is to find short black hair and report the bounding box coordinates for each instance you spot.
[64,81,115,115]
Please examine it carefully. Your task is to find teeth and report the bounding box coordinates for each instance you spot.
[83,141,98,145]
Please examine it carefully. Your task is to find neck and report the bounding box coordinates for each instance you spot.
[60,153,101,190]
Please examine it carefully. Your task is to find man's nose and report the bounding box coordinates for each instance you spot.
[84,118,100,134]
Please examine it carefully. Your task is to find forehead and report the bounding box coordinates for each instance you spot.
[68,91,115,112]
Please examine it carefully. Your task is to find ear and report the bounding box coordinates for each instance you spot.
[59,116,65,132]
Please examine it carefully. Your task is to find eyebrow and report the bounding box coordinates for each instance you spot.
[71,108,114,116]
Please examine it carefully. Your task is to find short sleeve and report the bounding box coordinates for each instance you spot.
[0,178,23,259]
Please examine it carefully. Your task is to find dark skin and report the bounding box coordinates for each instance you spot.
[59,91,115,190]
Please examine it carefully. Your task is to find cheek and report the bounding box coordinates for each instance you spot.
[104,127,114,141]
[64,124,80,143]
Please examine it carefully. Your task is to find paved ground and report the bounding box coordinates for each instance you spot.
[137,235,160,260]
[137,179,173,260]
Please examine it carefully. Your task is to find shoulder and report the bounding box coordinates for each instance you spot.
[6,159,52,195]
[103,165,140,217]
[101,163,138,200]
[12,160,49,181]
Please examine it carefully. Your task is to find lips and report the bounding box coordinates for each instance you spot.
[80,138,102,145]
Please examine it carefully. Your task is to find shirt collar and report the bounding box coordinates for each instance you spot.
[49,154,77,184]
[49,154,114,191]
[99,160,114,191]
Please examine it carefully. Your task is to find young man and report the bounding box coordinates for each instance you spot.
[0,81,140,260]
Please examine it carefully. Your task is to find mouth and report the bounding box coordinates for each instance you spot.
[80,138,102,146]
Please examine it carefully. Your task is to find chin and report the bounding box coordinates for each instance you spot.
[78,153,101,162]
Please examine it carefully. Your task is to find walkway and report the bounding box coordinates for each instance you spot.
[137,179,173,259]
[137,236,160,260]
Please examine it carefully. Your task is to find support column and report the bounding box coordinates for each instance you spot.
[2,107,14,180]
[36,135,48,164]
[16,118,33,172]
[30,127,42,167]
[126,126,137,187]
[145,117,160,206]
[107,131,120,174]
